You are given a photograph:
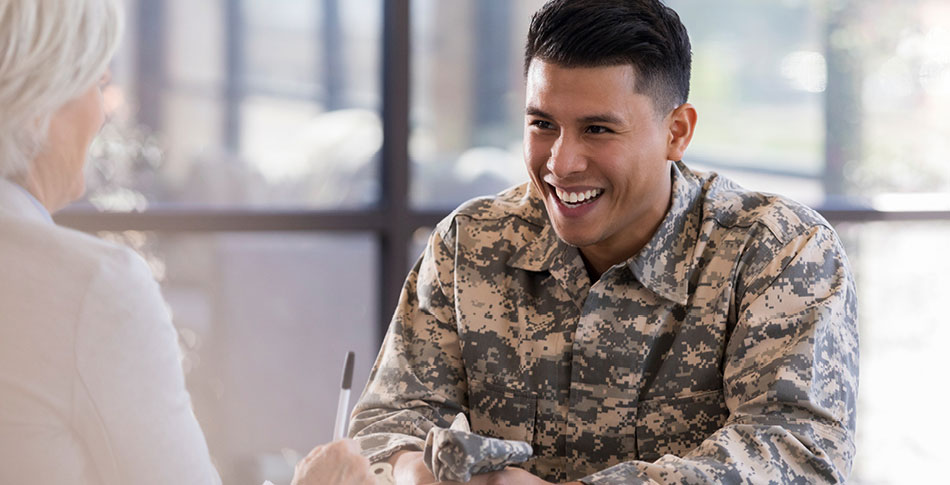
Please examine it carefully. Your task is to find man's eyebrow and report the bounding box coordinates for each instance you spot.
[525,106,624,125]
[525,106,552,118]
[579,113,624,125]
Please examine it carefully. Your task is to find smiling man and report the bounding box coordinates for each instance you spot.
[523,60,688,280]
[349,1,858,484]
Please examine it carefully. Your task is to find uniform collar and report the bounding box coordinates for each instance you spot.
[0,177,54,225]
[507,162,702,305]
[625,161,702,305]
[507,183,575,272]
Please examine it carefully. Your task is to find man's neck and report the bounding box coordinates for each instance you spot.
[581,253,602,282]
[580,225,657,281]
[579,181,674,281]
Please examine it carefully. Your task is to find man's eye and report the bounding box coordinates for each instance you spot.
[587,125,612,134]
[530,120,554,130]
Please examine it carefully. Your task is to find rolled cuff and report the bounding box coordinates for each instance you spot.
[354,432,427,464]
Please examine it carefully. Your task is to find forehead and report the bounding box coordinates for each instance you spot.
[525,60,654,116]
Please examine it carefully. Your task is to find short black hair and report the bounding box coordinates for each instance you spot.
[524,0,692,114]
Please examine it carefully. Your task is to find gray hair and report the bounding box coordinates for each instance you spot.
[0,0,124,179]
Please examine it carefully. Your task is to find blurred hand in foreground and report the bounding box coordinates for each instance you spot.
[291,439,375,485]
[433,467,575,485]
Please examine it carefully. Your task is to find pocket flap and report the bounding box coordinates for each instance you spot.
[636,389,728,461]
[468,381,536,444]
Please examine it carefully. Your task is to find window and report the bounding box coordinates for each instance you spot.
[57,1,950,482]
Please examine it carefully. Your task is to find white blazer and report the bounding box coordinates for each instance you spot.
[0,178,221,484]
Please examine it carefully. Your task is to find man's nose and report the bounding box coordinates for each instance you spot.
[547,133,587,178]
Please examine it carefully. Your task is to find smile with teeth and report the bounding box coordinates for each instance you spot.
[554,186,604,206]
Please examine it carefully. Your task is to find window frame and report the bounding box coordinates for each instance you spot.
[54,0,950,341]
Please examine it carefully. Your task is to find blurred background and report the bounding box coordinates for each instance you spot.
[55,0,950,483]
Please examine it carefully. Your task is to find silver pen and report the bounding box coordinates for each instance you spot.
[333,351,355,440]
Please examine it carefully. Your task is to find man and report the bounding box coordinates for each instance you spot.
[350,0,858,483]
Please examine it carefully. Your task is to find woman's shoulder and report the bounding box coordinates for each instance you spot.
[0,215,161,342]
[4,214,146,276]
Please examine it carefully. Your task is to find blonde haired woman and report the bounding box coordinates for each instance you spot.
[0,1,220,483]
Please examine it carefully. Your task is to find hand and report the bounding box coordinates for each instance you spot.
[437,467,580,485]
[391,450,437,485]
[291,439,375,485]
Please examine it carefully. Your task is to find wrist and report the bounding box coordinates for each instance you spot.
[389,449,419,468]
[390,449,433,485]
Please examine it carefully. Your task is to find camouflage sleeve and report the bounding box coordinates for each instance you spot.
[581,224,859,484]
[348,223,469,464]
[423,413,533,482]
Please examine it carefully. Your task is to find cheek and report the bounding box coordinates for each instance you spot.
[588,144,631,178]
[87,97,106,139]
[72,88,106,142]
[523,139,548,175]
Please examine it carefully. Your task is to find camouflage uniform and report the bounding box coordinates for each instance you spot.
[350,161,859,484]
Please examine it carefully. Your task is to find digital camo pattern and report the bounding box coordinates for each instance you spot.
[423,413,533,481]
[349,161,859,484]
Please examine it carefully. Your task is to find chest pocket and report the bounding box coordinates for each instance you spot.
[468,381,536,444]
[635,389,728,462]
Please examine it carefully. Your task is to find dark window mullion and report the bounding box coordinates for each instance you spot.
[379,0,412,341]
[224,0,245,152]
[54,208,448,233]
[135,0,165,131]
[322,0,344,109]
[824,0,863,203]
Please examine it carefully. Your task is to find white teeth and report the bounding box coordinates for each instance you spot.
[554,187,603,205]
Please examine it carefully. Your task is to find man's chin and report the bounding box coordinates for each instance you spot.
[550,224,599,249]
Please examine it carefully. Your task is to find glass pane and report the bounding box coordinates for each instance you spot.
[243,0,319,97]
[668,0,825,206]
[838,221,950,484]
[409,0,827,209]
[237,95,380,207]
[672,0,950,207]
[410,0,950,211]
[853,1,950,201]
[167,0,225,87]
[83,0,382,210]
[243,0,382,107]
[100,231,380,484]
[410,0,547,209]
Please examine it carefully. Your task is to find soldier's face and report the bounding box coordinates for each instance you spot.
[524,60,675,255]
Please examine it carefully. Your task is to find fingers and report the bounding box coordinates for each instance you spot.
[325,439,367,463]
[436,468,546,485]
[292,439,375,485]
[325,439,372,474]
[341,437,363,454]
[392,450,438,485]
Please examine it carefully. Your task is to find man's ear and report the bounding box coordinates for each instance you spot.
[666,103,697,162]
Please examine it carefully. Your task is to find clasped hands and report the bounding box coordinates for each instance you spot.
[392,450,580,485]
[289,443,581,485]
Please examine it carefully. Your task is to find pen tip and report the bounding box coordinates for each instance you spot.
[342,351,355,389]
